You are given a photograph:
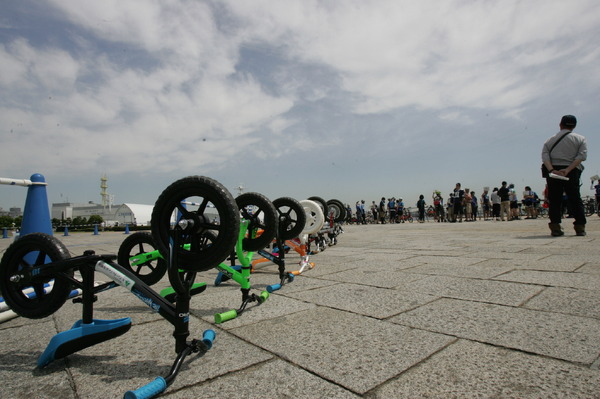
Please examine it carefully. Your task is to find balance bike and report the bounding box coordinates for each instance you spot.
[0,175,239,398]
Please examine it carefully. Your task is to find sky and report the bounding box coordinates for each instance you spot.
[1,0,600,215]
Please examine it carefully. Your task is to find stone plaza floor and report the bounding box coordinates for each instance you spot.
[1,216,599,398]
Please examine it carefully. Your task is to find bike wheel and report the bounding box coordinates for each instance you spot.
[308,196,328,216]
[326,199,346,223]
[300,200,325,235]
[170,231,217,295]
[151,176,239,272]
[237,192,278,251]
[273,197,307,241]
[117,232,167,286]
[0,233,73,319]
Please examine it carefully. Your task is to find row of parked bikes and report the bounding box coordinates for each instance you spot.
[0,175,346,399]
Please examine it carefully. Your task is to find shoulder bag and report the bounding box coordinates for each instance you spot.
[541,130,571,178]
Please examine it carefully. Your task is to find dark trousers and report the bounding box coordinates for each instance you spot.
[546,168,586,225]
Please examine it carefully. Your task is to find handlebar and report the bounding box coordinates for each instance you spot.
[124,329,216,399]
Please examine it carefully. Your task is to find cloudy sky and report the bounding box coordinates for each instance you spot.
[1,0,599,215]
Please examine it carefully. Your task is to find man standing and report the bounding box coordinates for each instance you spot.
[388,197,397,223]
[481,189,491,220]
[453,183,464,222]
[378,197,387,224]
[542,114,587,236]
[497,181,510,221]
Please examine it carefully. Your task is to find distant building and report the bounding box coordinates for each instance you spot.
[52,202,106,221]
[112,203,154,226]
[52,202,154,226]
[0,207,23,217]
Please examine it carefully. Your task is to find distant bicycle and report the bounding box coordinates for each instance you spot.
[399,209,413,223]
[583,197,597,216]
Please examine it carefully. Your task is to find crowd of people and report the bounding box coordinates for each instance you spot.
[343,115,590,238]
[347,181,546,225]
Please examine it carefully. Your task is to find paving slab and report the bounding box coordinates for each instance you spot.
[369,339,600,398]
[577,262,600,274]
[189,284,317,330]
[1,219,599,398]
[404,254,486,267]
[524,286,600,319]
[404,261,515,279]
[284,282,437,318]
[396,275,543,306]
[168,359,360,398]
[467,251,548,261]
[0,319,75,399]
[229,307,455,395]
[319,265,428,288]
[390,297,600,364]
[495,269,600,290]
[52,317,272,398]
[510,255,589,272]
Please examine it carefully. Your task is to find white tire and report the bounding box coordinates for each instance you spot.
[300,200,325,235]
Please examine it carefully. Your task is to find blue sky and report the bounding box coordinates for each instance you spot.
[1,0,599,214]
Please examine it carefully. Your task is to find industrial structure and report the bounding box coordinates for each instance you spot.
[51,176,154,226]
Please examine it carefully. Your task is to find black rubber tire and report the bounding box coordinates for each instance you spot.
[117,232,167,286]
[308,196,328,215]
[273,197,307,241]
[327,199,346,223]
[0,233,73,319]
[236,192,278,251]
[151,176,239,272]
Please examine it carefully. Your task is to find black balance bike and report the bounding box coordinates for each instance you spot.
[0,176,240,399]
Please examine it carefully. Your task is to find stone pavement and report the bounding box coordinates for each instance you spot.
[1,217,600,398]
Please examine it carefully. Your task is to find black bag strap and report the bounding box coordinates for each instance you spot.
[547,130,571,154]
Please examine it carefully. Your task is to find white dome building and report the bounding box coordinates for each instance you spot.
[112,203,154,226]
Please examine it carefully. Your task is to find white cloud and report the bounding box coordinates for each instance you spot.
[2,0,600,209]
[1,1,298,179]
[222,0,600,115]
[0,39,79,91]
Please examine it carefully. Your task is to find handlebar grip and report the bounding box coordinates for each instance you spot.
[124,377,166,399]
[214,309,237,324]
[266,284,281,293]
[202,329,216,350]
[258,290,270,303]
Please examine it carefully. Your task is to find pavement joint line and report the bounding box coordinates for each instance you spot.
[361,336,461,398]
[516,286,547,308]
[220,320,361,393]
[591,356,600,370]
[172,357,278,395]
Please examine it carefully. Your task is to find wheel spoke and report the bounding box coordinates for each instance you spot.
[32,281,45,299]
[205,223,222,232]
[241,208,252,220]
[197,198,209,214]
[175,203,191,218]
[35,251,46,266]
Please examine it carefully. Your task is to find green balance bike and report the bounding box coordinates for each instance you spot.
[118,192,281,324]
[0,175,241,398]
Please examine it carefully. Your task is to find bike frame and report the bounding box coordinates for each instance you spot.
[124,220,271,324]
[10,224,216,399]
